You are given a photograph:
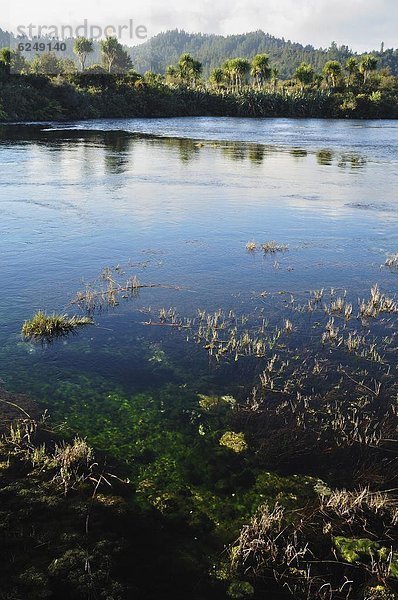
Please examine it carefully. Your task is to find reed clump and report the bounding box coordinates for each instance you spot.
[22,311,93,341]
[72,264,180,313]
[231,485,398,600]
[359,284,398,323]
[245,241,257,252]
[261,241,289,254]
[385,253,398,269]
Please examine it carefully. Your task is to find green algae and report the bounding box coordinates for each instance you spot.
[219,431,248,453]
[334,536,380,563]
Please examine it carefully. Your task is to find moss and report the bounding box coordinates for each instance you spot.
[227,581,254,598]
[334,536,380,562]
[365,586,398,600]
[198,394,236,411]
[220,432,248,453]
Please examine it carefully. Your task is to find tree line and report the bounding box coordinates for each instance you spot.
[0,36,133,75]
[0,40,397,122]
[162,51,381,93]
[0,40,383,93]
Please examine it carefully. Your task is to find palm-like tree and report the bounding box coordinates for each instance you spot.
[165,65,178,84]
[0,48,11,66]
[231,58,250,92]
[294,62,315,91]
[100,37,121,73]
[251,54,271,89]
[222,59,235,90]
[190,59,202,88]
[73,37,93,71]
[178,53,202,88]
[359,55,378,83]
[322,60,342,89]
[345,57,358,86]
[271,67,279,91]
[209,67,224,89]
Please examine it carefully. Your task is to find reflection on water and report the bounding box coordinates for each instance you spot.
[0,119,397,405]
[0,126,368,172]
[316,149,334,165]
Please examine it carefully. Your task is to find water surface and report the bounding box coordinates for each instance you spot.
[0,117,397,413]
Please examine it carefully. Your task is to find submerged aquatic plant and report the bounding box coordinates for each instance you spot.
[73,264,181,313]
[22,311,93,341]
[359,284,398,323]
[245,241,258,252]
[230,483,398,600]
[220,431,248,453]
[261,241,288,254]
[385,253,398,269]
[198,394,236,411]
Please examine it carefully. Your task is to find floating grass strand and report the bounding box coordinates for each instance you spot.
[22,311,93,341]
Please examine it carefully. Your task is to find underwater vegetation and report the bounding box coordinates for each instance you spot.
[245,240,289,254]
[72,264,180,313]
[9,256,398,599]
[22,311,93,341]
[219,431,248,453]
[125,281,398,598]
[0,417,127,599]
[230,487,398,600]
[245,241,257,252]
[0,414,242,600]
[385,253,398,270]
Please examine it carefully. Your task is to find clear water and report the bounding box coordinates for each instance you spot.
[0,117,397,413]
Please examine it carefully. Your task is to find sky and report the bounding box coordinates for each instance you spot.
[3,0,397,51]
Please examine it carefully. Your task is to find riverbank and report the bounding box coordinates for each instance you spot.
[1,72,398,121]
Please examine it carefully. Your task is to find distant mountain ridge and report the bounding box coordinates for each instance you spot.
[129,30,398,77]
[1,27,397,77]
[129,30,350,77]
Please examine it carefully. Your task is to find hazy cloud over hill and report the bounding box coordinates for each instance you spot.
[4,0,397,51]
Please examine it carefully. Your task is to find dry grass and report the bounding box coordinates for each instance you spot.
[1,419,98,495]
[52,438,94,493]
[359,285,398,322]
[231,502,286,570]
[261,241,289,254]
[321,487,396,522]
[321,317,340,345]
[385,253,398,269]
[72,265,180,313]
[246,241,257,252]
[230,486,398,599]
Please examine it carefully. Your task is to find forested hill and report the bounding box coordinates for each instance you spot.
[1,26,397,78]
[0,28,10,48]
[130,30,398,78]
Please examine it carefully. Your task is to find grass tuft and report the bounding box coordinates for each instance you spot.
[385,253,398,269]
[22,311,93,341]
[245,241,258,252]
[261,241,288,254]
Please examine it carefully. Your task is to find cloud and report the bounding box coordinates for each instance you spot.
[147,0,397,51]
[4,0,398,51]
